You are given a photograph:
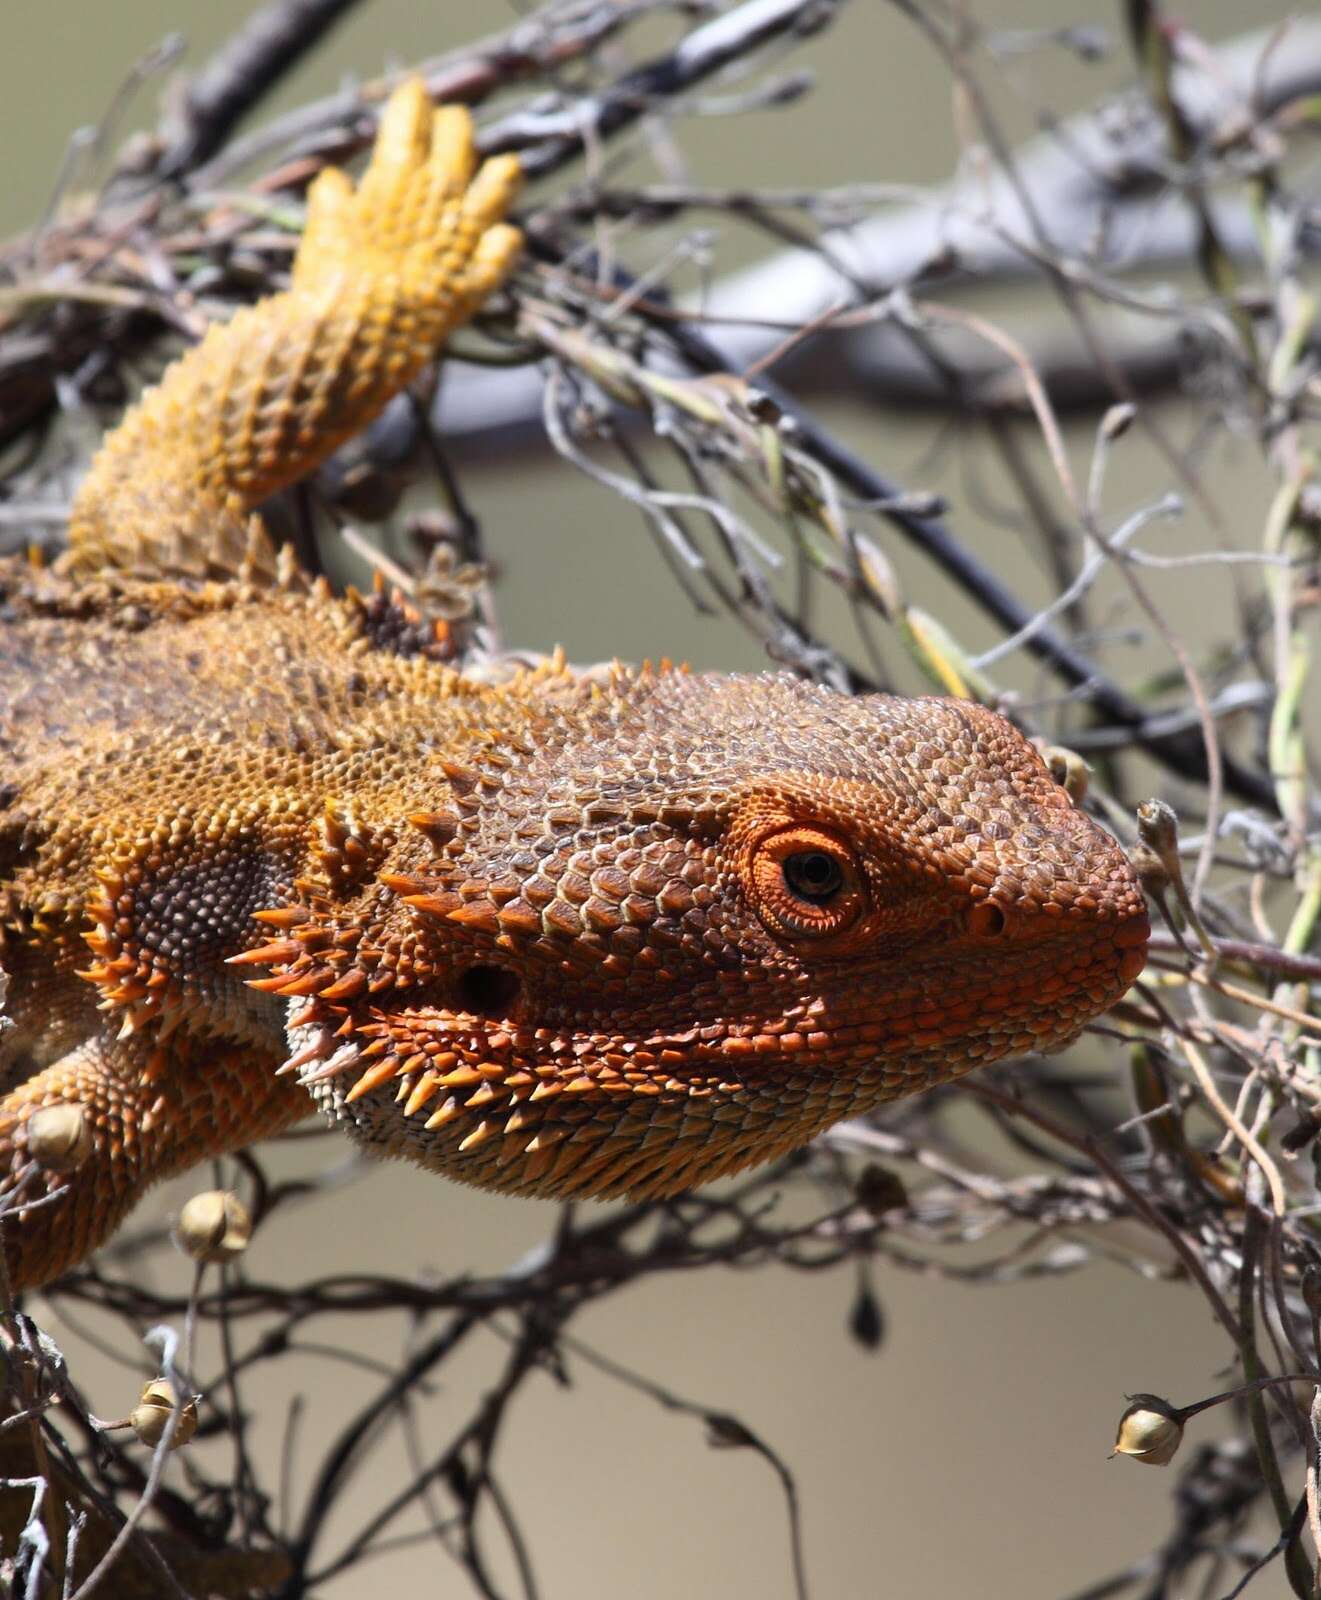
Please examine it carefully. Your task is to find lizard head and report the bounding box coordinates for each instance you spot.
[272,670,1149,1200]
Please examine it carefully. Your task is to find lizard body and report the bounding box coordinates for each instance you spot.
[0,83,1148,1290]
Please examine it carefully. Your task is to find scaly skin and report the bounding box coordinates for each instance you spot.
[0,83,1149,1291]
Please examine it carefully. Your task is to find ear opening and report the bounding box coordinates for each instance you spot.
[455,964,522,1019]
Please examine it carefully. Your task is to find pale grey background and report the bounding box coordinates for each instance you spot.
[0,3,1279,1595]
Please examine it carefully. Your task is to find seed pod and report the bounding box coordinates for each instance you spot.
[176,1190,253,1264]
[130,1379,197,1451]
[27,1103,92,1172]
[1112,1395,1184,1466]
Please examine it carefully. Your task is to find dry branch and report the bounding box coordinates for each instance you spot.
[2,2,1321,1598]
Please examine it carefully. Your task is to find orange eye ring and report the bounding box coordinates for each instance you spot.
[751,825,867,942]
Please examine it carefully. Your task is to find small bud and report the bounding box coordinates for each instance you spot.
[130,1379,197,1451]
[1281,1113,1321,1154]
[176,1190,252,1264]
[1100,402,1137,442]
[1128,1043,1181,1156]
[27,1103,92,1172]
[1136,798,1180,860]
[855,1162,908,1218]
[1129,841,1169,898]
[915,241,962,280]
[745,389,782,424]
[704,1412,757,1451]
[893,490,947,520]
[1135,797,1216,962]
[1040,744,1089,803]
[849,1285,885,1351]
[1112,1395,1183,1466]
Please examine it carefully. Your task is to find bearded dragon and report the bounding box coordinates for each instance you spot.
[0,81,1150,1291]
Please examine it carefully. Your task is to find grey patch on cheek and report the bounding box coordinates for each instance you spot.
[134,850,288,969]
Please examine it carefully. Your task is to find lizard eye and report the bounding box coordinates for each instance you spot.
[751,826,866,942]
[782,850,844,903]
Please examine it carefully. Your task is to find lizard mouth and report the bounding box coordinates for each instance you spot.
[284,902,1151,1203]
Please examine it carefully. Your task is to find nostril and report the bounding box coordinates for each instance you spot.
[968,902,1007,940]
[455,964,521,1018]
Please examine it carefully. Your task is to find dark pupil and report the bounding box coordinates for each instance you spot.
[782,851,843,903]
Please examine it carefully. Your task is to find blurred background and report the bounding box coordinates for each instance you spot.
[0,2,1294,1595]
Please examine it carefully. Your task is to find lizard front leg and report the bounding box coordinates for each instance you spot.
[0,1033,301,1290]
[65,79,522,578]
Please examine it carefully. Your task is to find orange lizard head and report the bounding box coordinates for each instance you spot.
[264,671,1149,1200]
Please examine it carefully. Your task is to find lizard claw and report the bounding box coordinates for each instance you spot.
[292,78,522,301]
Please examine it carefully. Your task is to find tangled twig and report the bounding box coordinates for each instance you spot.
[2,1,1321,1596]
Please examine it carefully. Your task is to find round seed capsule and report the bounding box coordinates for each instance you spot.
[176,1190,253,1264]
[130,1379,197,1451]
